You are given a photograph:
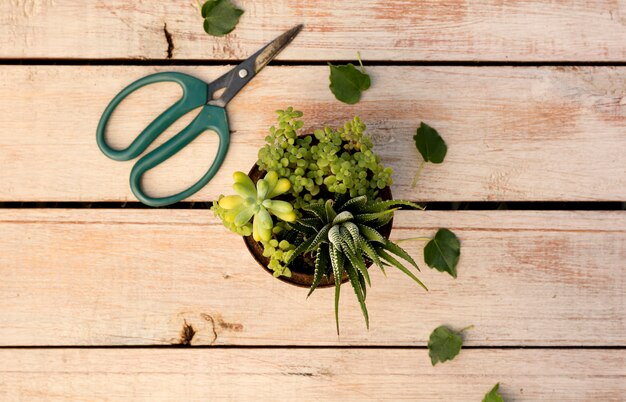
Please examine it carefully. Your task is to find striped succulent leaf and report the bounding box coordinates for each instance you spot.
[339,226,358,256]
[324,199,337,222]
[302,202,326,223]
[306,223,332,253]
[342,222,362,248]
[329,243,345,334]
[382,239,420,270]
[359,199,424,213]
[308,243,330,297]
[368,213,394,229]
[376,246,428,291]
[344,263,369,329]
[360,237,385,274]
[356,223,386,243]
[337,195,367,213]
[343,245,371,287]
[332,211,354,225]
[327,225,343,250]
[353,208,398,224]
[358,271,367,300]
[289,220,316,235]
[285,234,315,265]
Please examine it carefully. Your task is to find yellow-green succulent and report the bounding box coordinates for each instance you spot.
[218,171,296,242]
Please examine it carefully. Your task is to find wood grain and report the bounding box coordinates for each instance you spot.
[1,65,625,202]
[0,209,624,346]
[1,0,626,61]
[0,348,623,401]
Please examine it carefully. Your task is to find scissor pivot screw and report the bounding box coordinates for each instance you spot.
[238,69,248,78]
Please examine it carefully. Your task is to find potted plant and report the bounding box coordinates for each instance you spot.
[212,107,427,332]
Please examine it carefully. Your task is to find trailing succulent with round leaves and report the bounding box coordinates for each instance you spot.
[256,108,393,210]
[286,194,427,333]
[213,171,295,241]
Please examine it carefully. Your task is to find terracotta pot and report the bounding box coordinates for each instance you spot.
[243,162,393,288]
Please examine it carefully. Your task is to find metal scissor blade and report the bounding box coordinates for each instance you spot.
[252,24,303,73]
[208,24,303,107]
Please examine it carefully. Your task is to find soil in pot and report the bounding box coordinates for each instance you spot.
[243,163,393,288]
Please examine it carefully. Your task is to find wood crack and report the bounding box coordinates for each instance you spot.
[163,23,174,59]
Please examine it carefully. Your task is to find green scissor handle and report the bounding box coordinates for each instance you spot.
[96,71,230,207]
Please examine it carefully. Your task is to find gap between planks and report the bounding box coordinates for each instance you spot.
[4,60,626,67]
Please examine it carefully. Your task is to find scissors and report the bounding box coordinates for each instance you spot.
[96,25,303,207]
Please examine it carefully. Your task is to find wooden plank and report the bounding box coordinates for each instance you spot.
[1,1,626,61]
[1,65,625,202]
[0,209,623,346]
[0,348,623,401]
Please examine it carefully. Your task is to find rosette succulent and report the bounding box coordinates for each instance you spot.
[216,171,296,241]
[287,195,427,333]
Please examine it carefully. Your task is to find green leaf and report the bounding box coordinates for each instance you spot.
[288,220,315,235]
[358,271,367,300]
[329,244,344,334]
[299,217,321,229]
[201,0,244,37]
[332,192,349,210]
[413,122,447,164]
[360,199,424,213]
[328,59,371,104]
[370,214,394,229]
[305,223,331,253]
[356,224,385,243]
[354,208,397,224]
[328,225,343,250]
[482,383,504,402]
[361,238,385,275]
[344,263,369,328]
[427,325,463,366]
[424,228,461,278]
[303,202,327,223]
[324,199,337,222]
[338,195,367,212]
[339,226,358,256]
[255,206,273,241]
[376,247,427,291]
[308,244,330,297]
[342,222,361,249]
[285,234,315,264]
[233,206,255,227]
[332,211,354,225]
[382,239,420,271]
[344,244,371,287]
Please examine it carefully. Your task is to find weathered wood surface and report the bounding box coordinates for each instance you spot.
[0,348,623,401]
[1,0,624,400]
[1,65,625,202]
[1,0,626,61]
[1,209,623,346]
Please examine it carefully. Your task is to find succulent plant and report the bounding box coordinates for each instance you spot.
[287,195,427,333]
[256,108,393,209]
[217,171,296,241]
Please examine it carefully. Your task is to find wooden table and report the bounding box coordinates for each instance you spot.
[1,1,625,400]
